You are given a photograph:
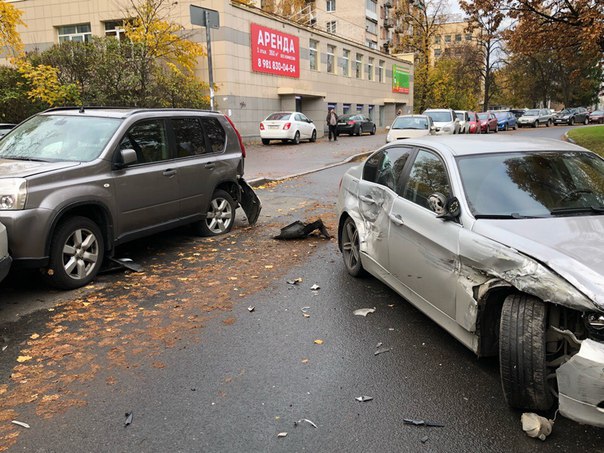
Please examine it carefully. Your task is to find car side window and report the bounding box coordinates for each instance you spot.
[363,147,412,192]
[402,149,452,210]
[200,117,226,153]
[173,118,207,157]
[120,119,169,164]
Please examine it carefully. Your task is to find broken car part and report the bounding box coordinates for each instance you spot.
[355,396,373,402]
[353,307,376,317]
[521,413,554,441]
[294,419,318,428]
[403,418,445,428]
[238,178,262,225]
[124,412,133,427]
[274,219,331,240]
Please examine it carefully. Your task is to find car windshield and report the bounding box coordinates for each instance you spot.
[591,111,603,115]
[339,114,356,121]
[494,112,508,119]
[455,111,465,120]
[457,151,604,218]
[392,117,428,130]
[0,115,122,162]
[525,109,540,116]
[560,108,574,114]
[477,113,489,120]
[266,113,292,121]
[425,111,452,122]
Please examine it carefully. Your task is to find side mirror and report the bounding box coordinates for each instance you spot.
[386,126,391,130]
[117,148,138,168]
[429,193,461,220]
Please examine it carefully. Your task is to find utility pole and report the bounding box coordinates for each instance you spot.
[190,5,220,111]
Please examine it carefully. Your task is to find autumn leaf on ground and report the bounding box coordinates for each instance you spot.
[16,356,32,363]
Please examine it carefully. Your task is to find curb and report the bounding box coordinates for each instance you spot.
[563,132,576,144]
[247,150,373,187]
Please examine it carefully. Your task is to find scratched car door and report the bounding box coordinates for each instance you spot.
[357,146,413,269]
[387,148,461,318]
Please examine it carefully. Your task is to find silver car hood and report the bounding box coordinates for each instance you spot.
[0,159,80,178]
[472,217,604,310]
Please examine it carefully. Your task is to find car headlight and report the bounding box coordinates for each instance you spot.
[0,178,27,210]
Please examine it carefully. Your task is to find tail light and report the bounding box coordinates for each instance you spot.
[260,123,265,130]
[347,121,355,125]
[283,122,292,130]
[224,115,246,158]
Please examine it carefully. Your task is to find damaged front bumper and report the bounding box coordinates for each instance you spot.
[557,339,604,427]
[239,178,262,225]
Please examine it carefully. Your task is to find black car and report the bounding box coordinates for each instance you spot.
[508,109,526,119]
[336,114,376,136]
[554,107,590,126]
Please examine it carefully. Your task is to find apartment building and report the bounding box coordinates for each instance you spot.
[431,19,476,61]
[11,0,413,138]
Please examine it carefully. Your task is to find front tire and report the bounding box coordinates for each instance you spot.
[533,121,539,128]
[370,125,376,135]
[584,117,589,125]
[309,130,317,142]
[499,294,554,411]
[193,190,236,237]
[45,216,104,290]
[262,139,270,145]
[355,126,361,136]
[340,217,365,277]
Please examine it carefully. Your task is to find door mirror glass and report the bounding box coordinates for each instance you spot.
[119,148,138,166]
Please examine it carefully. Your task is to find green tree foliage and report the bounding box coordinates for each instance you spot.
[0,66,45,122]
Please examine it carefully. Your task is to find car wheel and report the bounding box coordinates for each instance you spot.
[193,189,236,237]
[340,217,365,277]
[262,139,270,145]
[569,117,574,126]
[309,129,317,142]
[504,123,508,131]
[370,125,376,135]
[485,125,490,134]
[584,117,589,125]
[355,126,361,136]
[45,216,104,290]
[494,125,498,133]
[292,131,300,144]
[499,294,554,411]
[533,121,539,128]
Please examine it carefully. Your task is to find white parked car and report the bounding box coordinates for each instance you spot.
[0,221,11,283]
[454,110,471,133]
[337,135,604,428]
[422,109,460,135]
[259,112,317,145]
[385,115,435,143]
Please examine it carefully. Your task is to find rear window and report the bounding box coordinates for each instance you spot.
[266,113,291,121]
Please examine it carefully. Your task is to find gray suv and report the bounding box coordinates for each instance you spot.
[0,108,260,289]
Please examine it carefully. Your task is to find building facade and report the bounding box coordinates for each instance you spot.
[11,0,414,138]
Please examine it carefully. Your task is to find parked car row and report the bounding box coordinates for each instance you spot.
[554,107,590,126]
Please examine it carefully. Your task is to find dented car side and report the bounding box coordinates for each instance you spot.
[337,136,604,427]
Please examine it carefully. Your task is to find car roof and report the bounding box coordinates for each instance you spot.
[393,135,587,157]
[39,107,221,119]
[424,108,452,112]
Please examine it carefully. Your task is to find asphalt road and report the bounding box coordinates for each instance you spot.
[1,126,603,451]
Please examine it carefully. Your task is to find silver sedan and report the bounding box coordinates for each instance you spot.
[336,135,604,428]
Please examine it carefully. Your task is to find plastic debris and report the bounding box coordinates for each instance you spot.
[105,257,143,273]
[277,432,288,438]
[274,219,331,240]
[2,345,7,352]
[374,348,392,356]
[11,420,30,429]
[353,308,376,317]
[247,306,255,312]
[376,342,383,348]
[355,396,373,402]
[403,418,444,428]
[295,418,318,429]
[310,284,320,291]
[521,413,554,441]
[124,412,133,427]
[287,278,303,285]
[421,436,429,444]
[301,307,311,318]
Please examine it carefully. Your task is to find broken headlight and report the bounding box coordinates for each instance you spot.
[584,312,604,341]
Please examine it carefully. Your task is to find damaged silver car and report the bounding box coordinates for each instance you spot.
[337,135,604,427]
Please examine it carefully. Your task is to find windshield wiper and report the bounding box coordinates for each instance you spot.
[474,213,544,219]
[2,156,50,162]
[550,206,604,216]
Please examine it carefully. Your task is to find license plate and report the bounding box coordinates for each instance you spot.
[269,125,279,129]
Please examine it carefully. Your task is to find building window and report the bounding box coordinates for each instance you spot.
[355,53,363,78]
[356,104,364,113]
[343,103,351,114]
[465,34,473,41]
[434,48,441,57]
[327,21,337,34]
[366,19,377,34]
[326,0,336,12]
[104,20,127,41]
[378,60,384,82]
[366,0,377,14]
[434,35,441,44]
[342,49,350,76]
[309,39,318,70]
[327,44,336,73]
[445,34,451,43]
[58,23,92,42]
[368,57,374,81]
[366,40,378,49]
[455,34,462,42]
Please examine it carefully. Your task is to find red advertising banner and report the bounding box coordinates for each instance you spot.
[251,23,300,78]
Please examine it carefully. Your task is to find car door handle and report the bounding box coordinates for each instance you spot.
[205,162,216,170]
[360,195,376,204]
[389,213,405,226]
[163,169,177,178]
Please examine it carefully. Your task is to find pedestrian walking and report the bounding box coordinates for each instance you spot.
[326,108,338,141]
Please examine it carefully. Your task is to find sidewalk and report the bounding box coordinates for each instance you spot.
[244,132,385,185]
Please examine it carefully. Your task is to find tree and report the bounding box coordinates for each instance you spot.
[0,0,25,58]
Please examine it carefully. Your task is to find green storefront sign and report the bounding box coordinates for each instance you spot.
[392,65,410,94]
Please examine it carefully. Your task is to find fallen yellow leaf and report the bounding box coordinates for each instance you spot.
[30,333,40,340]
[265,265,273,269]
[313,339,323,345]
[17,356,32,363]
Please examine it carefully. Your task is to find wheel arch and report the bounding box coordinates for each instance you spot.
[46,202,114,259]
[337,212,352,252]
[214,179,241,205]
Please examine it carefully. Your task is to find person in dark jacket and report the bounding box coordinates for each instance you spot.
[326,108,338,141]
